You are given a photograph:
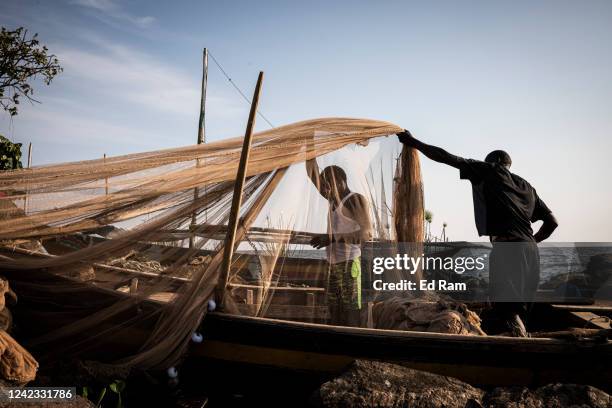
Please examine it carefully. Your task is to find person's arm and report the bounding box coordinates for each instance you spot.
[531,192,557,243]
[306,158,322,192]
[305,133,325,195]
[397,130,466,169]
[533,213,558,243]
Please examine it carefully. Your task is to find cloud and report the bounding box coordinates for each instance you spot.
[56,39,199,117]
[70,0,156,28]
[52,36,246,124]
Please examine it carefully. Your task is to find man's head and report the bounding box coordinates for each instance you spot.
[485,150,512,169]
[320,165,348,200]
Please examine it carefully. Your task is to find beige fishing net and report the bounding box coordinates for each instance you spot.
[0,117,431,370]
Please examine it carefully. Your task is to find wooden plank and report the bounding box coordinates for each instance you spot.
[237,304,329,320]
[552,304,612,314]
[569,311,611,330]
[228,283,325,292]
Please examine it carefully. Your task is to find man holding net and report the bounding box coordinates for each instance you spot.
[306,159,373,327]
[397,130,558,337]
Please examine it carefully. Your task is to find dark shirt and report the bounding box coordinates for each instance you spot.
[457,159,551,241]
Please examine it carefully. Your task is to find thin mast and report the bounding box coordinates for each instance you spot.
[190,48,209,248]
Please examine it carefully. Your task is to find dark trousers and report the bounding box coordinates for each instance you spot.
[489,241,540,320]
[327,258,361,327]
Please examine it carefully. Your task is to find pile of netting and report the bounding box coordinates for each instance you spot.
[0,118,430,371]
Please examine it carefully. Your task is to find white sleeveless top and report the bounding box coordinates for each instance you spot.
[326,192,362,264]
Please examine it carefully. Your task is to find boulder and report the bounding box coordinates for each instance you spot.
[483,383,611,408]
[0,393,94,408]
[315,360,483,408]
[315,361,612,408]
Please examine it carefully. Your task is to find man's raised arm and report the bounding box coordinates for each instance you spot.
[397,130,466,169]
[305,132,325,195]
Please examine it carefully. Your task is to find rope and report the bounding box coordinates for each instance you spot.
[208,51,275,129]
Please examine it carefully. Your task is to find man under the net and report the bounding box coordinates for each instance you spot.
[306,160,373,327]
[397,130,558,337]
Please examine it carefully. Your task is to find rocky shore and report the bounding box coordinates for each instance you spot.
[313,360,611,408]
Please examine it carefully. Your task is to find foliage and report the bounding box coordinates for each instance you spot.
[0,134,23,170]
[80,379,126,408]
[424,210,433,241]
[0,26,62,116]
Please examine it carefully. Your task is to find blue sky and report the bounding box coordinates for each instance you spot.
[1,0,611,241]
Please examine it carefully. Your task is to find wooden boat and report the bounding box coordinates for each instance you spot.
[3,249,611,394]
[194,311,612,392]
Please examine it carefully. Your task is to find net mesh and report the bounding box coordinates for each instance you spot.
[0,117,427,370]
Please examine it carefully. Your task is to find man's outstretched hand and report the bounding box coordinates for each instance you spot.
[397,129,417,146]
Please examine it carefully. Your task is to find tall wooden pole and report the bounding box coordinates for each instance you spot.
[198,48,208,144]
[218,71,264,306]
[190,48,209,248]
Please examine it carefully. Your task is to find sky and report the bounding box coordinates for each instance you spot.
[1,0,611,242]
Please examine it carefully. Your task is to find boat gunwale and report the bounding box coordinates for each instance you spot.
[206,312,612,350]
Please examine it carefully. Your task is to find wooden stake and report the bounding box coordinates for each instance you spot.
[27,143,32,168]
[23,143,32,212]
[190,48,209,248]
[218,71,264,306]
[103,153,109,196]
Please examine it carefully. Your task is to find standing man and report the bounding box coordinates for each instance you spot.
[397,130,558,336]
[306,159,373,327]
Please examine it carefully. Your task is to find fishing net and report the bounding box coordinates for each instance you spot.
[0,117,427,370]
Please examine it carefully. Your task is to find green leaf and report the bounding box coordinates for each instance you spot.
[96,387,107,407]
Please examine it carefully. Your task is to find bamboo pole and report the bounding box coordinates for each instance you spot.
[190,48,209,249]
[217,71,264,306]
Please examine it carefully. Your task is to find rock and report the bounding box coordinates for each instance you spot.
[483,383,611,408]
[0,331,38,384]
[315,361,612,408]
[315,360,483,408]
[0,394,95,408]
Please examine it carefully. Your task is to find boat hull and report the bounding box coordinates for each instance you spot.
[194,313,612,391]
